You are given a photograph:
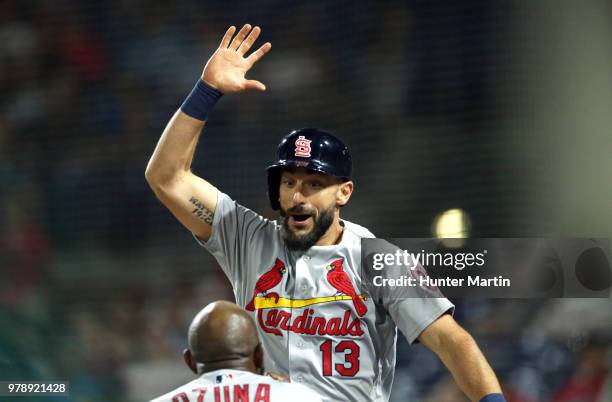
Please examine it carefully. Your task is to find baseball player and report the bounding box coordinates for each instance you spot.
[150,301,322,402]
[146,24,505,402]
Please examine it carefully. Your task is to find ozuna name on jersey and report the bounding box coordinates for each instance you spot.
[171,384,271,402]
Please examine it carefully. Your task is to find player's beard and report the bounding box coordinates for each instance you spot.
[279,203,335,252]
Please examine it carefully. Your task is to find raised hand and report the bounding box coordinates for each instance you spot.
[202,24,272,93]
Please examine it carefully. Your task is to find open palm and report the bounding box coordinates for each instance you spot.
[202,24,272,93]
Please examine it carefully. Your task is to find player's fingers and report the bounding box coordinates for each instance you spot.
[265,372,290,383]
[237,26,261,56]
[229,24,252,51]
[219,25,236,49]
[244,79,266,92]
[246,42,272,66]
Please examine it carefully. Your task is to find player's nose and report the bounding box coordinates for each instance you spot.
[291,189,306,205]
[291,182,307,205]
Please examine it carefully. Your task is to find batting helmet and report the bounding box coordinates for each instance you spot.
[266,128,352,210]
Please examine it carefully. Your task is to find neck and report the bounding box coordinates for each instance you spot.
[197,358,259,375]
[315,212,343,246]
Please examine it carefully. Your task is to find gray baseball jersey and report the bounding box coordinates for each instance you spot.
[196,191,454,402]
[149,369,322,402]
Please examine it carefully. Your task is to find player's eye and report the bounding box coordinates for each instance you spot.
[281,178,295,187]
[309,181,323,188]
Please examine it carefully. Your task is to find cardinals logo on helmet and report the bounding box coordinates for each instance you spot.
[246,258,287,311]
[294,135,312,157]
[326,258,368,317]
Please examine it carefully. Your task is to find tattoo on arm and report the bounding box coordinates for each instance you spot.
[189,196,214,225]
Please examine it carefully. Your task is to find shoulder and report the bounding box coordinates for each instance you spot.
[241,374,320,400]
[147,376,209,402]
[215,190,277,230]
[342,219,376,239]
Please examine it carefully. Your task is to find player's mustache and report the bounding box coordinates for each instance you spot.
[287,206,315,216]
[280,205,316,217]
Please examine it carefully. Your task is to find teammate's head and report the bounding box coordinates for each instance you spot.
[183,301,263,375]
[267,129,354,251]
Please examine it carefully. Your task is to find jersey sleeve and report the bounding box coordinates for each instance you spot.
[385,297,454,344]
[194,190,271,285]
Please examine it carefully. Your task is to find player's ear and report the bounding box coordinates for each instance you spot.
[183,349,198,374]
[254,343,264,373]
[336,180,353,207]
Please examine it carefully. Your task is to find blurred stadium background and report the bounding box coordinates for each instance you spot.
[1,0,611,401]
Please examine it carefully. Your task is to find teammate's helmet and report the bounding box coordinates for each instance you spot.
[266,128,352,210]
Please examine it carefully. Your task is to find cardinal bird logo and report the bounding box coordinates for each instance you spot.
[246,258,287,311]
[326,258,368,317]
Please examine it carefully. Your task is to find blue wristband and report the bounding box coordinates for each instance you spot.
[479,394,506,402]
[180,80,223,121]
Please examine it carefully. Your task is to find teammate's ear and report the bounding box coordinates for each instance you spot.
[254,343,264,373]
[183,349,198,374]
[336,180,353,207]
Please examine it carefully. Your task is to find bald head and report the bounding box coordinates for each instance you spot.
[184,301,262,374]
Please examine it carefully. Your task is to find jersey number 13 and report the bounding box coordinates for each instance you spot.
[319,340,360,377]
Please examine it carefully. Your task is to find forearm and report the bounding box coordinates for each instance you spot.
[145,110,204,189]
[437,331,502,401]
